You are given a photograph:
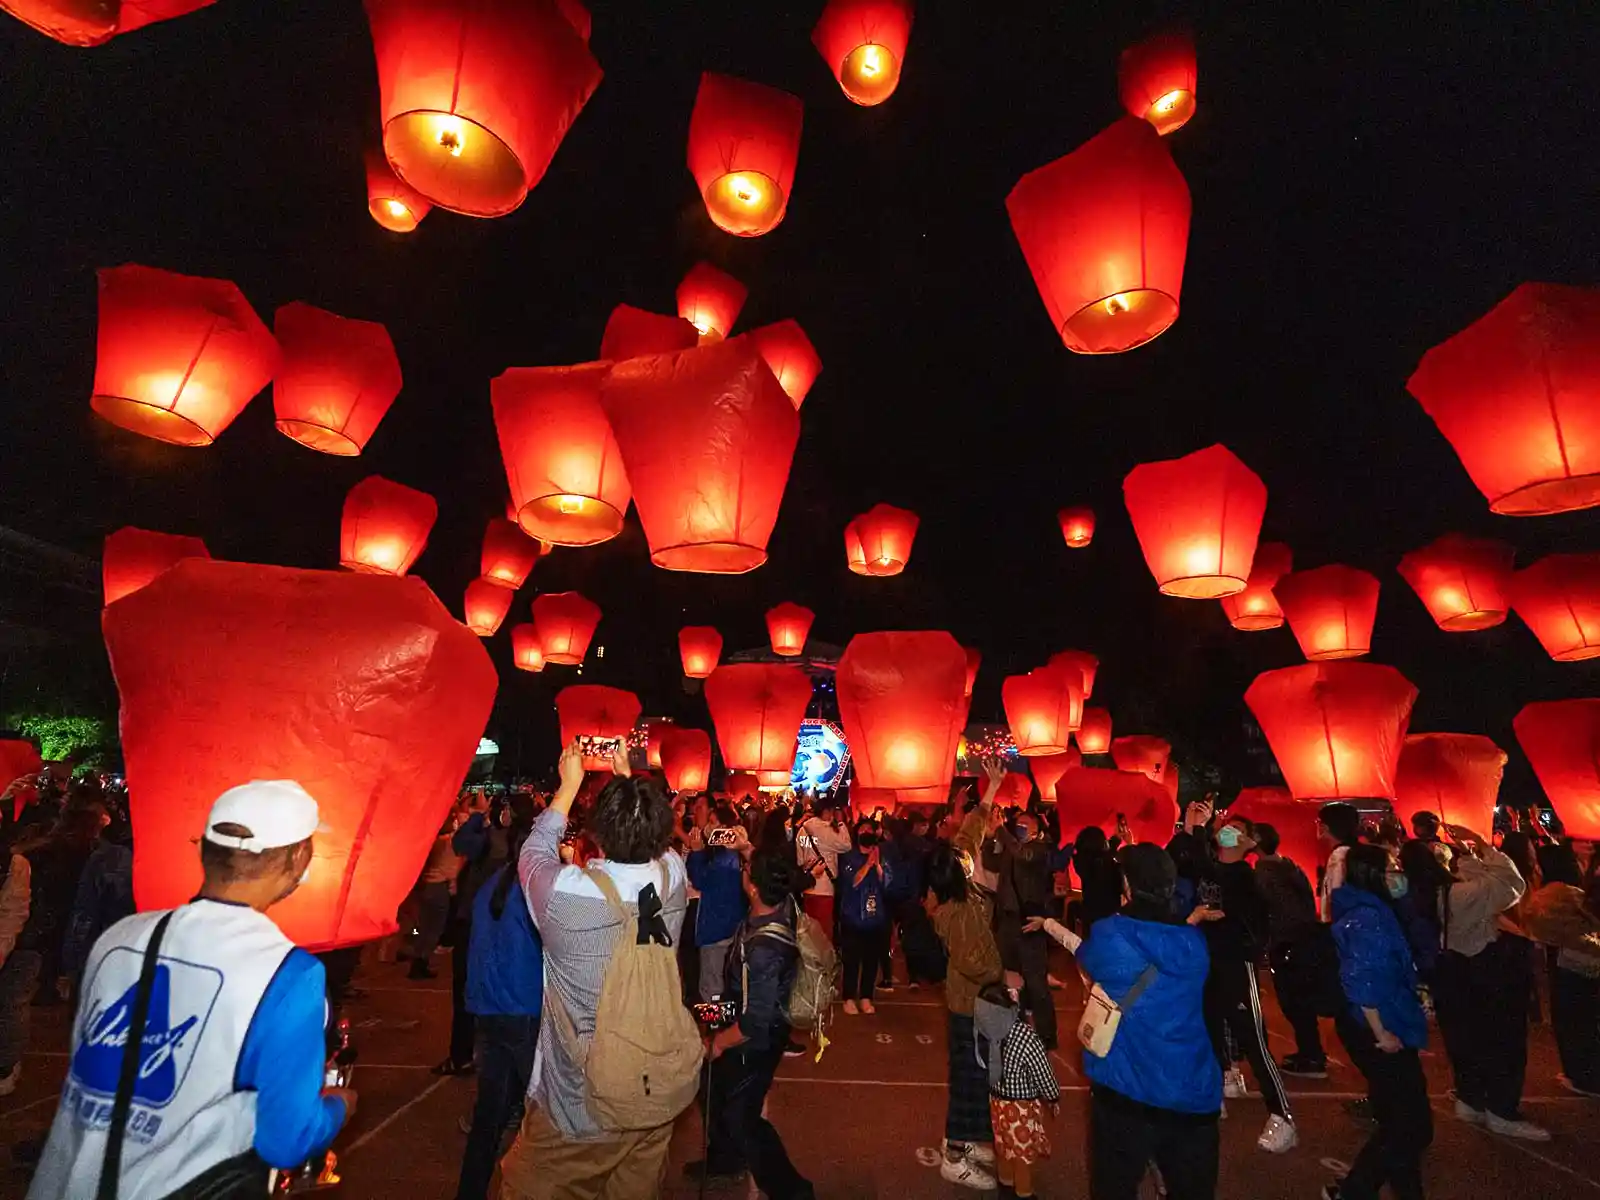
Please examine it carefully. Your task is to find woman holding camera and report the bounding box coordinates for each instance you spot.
[837,817,893,1014]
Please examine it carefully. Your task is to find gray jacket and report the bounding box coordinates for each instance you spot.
[1441,847,1525,958]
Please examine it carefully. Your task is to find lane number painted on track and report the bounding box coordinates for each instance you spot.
[875,1033,894,1044]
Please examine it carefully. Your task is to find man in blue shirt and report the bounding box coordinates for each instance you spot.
[687,805,749,1002]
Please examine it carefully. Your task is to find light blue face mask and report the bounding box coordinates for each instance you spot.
[1216,825,1243,850]
[1386,872,1410,900]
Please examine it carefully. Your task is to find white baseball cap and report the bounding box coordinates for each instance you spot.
[202,780,329,853]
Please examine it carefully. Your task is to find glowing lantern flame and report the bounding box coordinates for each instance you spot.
[811,0,914,107]
[1396,534,1513,632]
[510,624,546,672]
[687,72,803,237]
[1118,32,1198,136]
[1058,507,1095,549]
[1123,444,1267,598]
[678,626,724,679]
[340,476,437,577]
[766,603,814,657]
[531,591,601,665]
[1274,565,1380,661]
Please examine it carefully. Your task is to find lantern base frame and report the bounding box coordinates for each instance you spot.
[1143,90,1197,136]
[703,172,787,237]
[1159,574,1248,600]
[368,198,422,233]
[838,45,902,106]
[92,394,217,447]
[862,558,907,577]
[1229,614,1286,631]
[1017,744,1071,757]
[1551,645,1600,662]
[276,419,363,457]
[515,496,625,547]
[1436,609,1507,632]
[1065,537,1092,549]
[1304,647,1372,661]
[1062,289,1180,355]
[652,541,768,574]
[339,558,407,577]
[1490,474,1600,517]
[542,652,583,666]
[385,111,527,219]
[2,2,118,46]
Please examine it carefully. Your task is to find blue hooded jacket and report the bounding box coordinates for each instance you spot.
[466,863,543,1017]
[687,847,747,945]
[1330,885,1427,1049]
[1075,912,1221,1115]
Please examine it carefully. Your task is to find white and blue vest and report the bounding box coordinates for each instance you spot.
[28,902,293,1200]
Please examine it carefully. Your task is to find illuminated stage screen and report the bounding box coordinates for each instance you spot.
[790,718,850,795]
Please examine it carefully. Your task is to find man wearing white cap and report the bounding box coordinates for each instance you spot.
[28,781,355,1199]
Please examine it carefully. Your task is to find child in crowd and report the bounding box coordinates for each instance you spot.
[974,982,1059,1198]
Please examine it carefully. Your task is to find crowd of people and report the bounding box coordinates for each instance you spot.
[1,751,1598,1199]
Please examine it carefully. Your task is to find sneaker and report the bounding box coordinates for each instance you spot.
[908,981,921,991]
[0,1064,18,1097]
[842,999,859,1016]
[783,1039,807,1059]
[860,998,877,1015]
[1558,1073,1600,1098]
[1453,1098,1486,1125]
[942,1139,995,1167]
[1223,1068,1250,1099]
[1279,1054,1330,1079]
[1485,1112,1552,1142]
[1257,1113,1298,1154]
[940,1154,997,1191]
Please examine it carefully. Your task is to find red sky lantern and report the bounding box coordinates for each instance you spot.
[1226,787,1320,873]
[463,579,513,636]
[599,304,700,362]
[1275,565,1380,661]
[1397,534,1513,632]
[836,632,966,793]
[811,0,914,107]
[1516,700,1600,840]
[1118,31,1197,136]
[1055,768,1176,847]
[844,520,868,574]
[687,72,803,237]
[660,728,712,793]
[746,320,822,410]
[1407,283,1600,516]
[704,663,812,775]
[480,518,543,590]
[1048,649,1099,700]
[104,559,495,949]
[556,685,641,770]
[1076,706,1113,755]
[963,647,981,699]
[996,773,1032,807]
[1245,662,1418,801]
[1006,118,1191,355]
[1221,541,1292,631]
[1112,735,1171,782]
[679,626,723,678]
[676,262,748,341]
[272,302,401,457]
[365,147,432,232]
[725,772,761,802]
[103,527,210,607]
[493,362,631,547]
[91,264,278,447]
[1058,507,1095,549]
[1031,749,1081,802]
[532,590,600,665]
[340,475,437,576]
[850,503,919,576]
[510,624,546,672]
[0,741,41,819]
[766,602,815,656]
[1510,554,1600,661]
[365,0,602,218]
[601,340,800,573]
[641,718,674,770]
[1,0,214,46]
[1394,733,1506,835]
[1002,665,1082,756]
[1124,444,1267,598]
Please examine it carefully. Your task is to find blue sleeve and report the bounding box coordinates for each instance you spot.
[687,849,708,891]
[452,812,489,859]
[1333,911,1389,1010]
[237,950,347,1168]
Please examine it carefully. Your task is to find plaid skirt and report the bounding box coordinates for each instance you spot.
[991,1096,1051,1164]
[946,1013,994,1144]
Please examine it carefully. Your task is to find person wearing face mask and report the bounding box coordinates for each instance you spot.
[837,818,894,1014]
[28,781,353,1199]
[990,809,1070,1050]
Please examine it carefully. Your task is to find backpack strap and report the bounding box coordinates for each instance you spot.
[1118,963,1159,1010]
[97,910,175,1200]
[584,867,629,920]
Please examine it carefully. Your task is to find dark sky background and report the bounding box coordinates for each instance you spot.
[1,1,1597,792]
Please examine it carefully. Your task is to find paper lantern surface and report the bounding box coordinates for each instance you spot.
[0,740,42,791]
[1054,768,1177,848]
[493,362,631,546]
[600,305,700,363]
[850,504,919,576]
[365,0,602,217]
[687,72,804,237]
[1031,749,1081,802]
[1,0,214,46]
[766,603,815,657]
[725,772,761,802]
[600,340,800,573]
[1509,554,1600,661]
[510,624,545,672]
[1275,565,1380,661]
[92,265,278,447]
[1516,700,1600,840]
[1112,735,1171,782]
[1006,118,1190,354]
[104,560,496,950]
[836,632,966,792]
[811,0,914,106]
[1245,662,1417,801]
[660,728,712,793]
[531,591,600,665]
[1397,534,1512,632]
[1393,733,1506,835]
[1048,649,1099,700]
[963,647,981,699]
[480,518,543,589]
[746,321,821,411]
[1002,666,1082,756]
[463,579,513,636]
[340,476,437,576]
[1226,787,1320,874]
[103,527,211,606]
[1407,283,1600,516]
[272,302,402,456]
[1118,31,1197,135]
[556,685,641,770]
[1221,541,1292,631]
[704,663,812,773]
[365,147,432,232]
[1124,444,1267,598]
[676,262,748,340]
[1058,507,1095,549]
[1076,706,1113,755]
[679,626,724,678]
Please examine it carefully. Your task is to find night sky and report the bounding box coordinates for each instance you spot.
[2,2,1597,790]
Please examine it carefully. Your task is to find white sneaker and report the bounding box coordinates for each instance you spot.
[859,999,876,1015]
[0,1064,18,1097]
[1454,1099,1486,1125]
[1257,1113,1298,1153]
[1224,1068,1250,1099]
[942,1139,995,1167]
[940,1154,997,1191]
[841,999,859,1016]
[1485,1112,1552,1142]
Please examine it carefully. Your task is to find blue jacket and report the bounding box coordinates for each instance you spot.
[838,850,893,930]
[1075,912,1221,1115]
[466,864,543,1017]
[1330,885,1427,1049]
[687,847,747,945]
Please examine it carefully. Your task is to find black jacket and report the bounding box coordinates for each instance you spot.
[726,904,800,1052]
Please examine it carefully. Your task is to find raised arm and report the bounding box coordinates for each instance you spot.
[520,740,585,924]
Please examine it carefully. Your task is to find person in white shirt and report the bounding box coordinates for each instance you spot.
[794,797,853,932]
[1316,803,1363,923]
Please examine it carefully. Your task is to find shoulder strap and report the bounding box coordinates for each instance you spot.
[1118,963,1159,1010]
[97,910,175,1200]
[584,867,628,920]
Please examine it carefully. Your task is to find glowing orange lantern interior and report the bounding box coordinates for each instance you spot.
[556,685,641,771]
[510,624,546,672]
[687,72,803,237]
[850,503,919,576]
[103,527,211,607]
[837,632,966,793]
[704,663,812,774]
[531,590,600,665]
[1118,31,1198,136]
[766,603,815,657]
[480,518,543,590]
[1030,749,1081,802]
[844,520,868,575]
[660,728,712,793]
[1516,700,1600,840]
[1058,507,1095,549]
[1221,541,1292,631]
[676,262,749,340]
[811,0,914,107]
[599,304,700,362]
[463,579,513,636]
[365,147,432,232]
[1274,565,1381,661]
[1394,733,1506,835]
[1048,649,1099,700]
[340,475,437,576]
[1397,534,1512,632]
[1076,706,1112,755]
[272,302,402,457]
[1510,554,1600,661]
[1112,735,1171,783]
[1002,666,1083,756]
[1055,768,1177,847]
[1123,444,1267,598]
[746,320,822,410]
[963,647,981,699]
[679,626,724,679]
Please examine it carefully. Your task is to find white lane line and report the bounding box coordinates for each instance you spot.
[1262,1027,1345,1067]
[1050,1050,1080,1080]
[343,1076,452,1155]
[1430,1100,1600,1192]
[1,1093,64,1116]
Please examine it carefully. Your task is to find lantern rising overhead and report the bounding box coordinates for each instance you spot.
[1394,733,1506,835]
[91,264,278,447]
[1058,507,1095,549]
[365,147,432,232]
[678,626,724,679]
[510,624,546,672]
[1407,283,1600,516]
[704,663,812,776]
[1002,666,1083,757]
[1226,788,1319,873]
[1245,662,1418,802]
[364,0,602,218]
[599,304,700,362]
[687,72,803,237]
[1124,444,1267,598]
[556,685,641,770]
[1274,565,1380,661]
[1006,118,1191,355]
[660,728,712,793]
[1221,541,1292,631]
[103,527,210,607]
[1396,534,1513,632]
[493,362,630,547]
[531,590,600,665]
[676,262,748,341]
[766,602,815,657]
[340,476,437,576]
[0,0,214,47]
[1112,735,1171,782]
[1509,553,1600,661]
[1076,706,1112,755]
[1516,700,1600,840]
[272,302,402,456]
[1048,649,1099,700]
[836,632,966,794]
[480,518,543,590]
[747,320,822,410]
[1055,768,1177,848]
[848,504,919,576]
[462,579,513,636]
[811,0,913,107]
[104,560,495,949]
[1031,749,1081,802]
[600,339,800,573]
[1118,31,1197,136]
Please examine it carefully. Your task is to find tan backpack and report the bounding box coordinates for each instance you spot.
[547,864,705,1131]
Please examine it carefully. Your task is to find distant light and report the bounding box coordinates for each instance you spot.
[596,645,606,658]
[476,737,499,756]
